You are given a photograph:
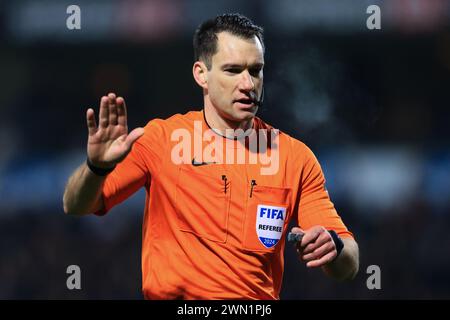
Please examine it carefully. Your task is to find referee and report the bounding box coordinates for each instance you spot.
[63,13,359,299]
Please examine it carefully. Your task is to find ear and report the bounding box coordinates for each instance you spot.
[192,61,208,89]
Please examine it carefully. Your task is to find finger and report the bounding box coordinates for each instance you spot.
[99,96,109,128]
[306,250,337,268]
[302,241,335,262]
[108,96,118,126]
[116,96,127,127]
[86,108,98,136]
[290,227,304,234]
[299,227,323,248]
[108,92,116,101]
[302,232,331,254]
[124,127,145,150]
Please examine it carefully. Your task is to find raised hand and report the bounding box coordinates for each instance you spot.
[86,93,144,169]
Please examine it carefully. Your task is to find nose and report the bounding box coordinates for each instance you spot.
[238,70,255,92]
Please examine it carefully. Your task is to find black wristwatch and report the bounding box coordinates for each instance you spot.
[328,230,344,258]
[86,158,116,176]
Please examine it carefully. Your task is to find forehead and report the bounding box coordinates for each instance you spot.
[212,32,264,66]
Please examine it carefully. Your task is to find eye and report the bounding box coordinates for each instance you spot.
[249,68,262,77]
[225,68,241,74]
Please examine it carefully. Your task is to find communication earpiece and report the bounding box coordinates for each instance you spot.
[254,86,264,107]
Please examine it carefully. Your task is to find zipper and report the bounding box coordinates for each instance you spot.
[250,179,257,198]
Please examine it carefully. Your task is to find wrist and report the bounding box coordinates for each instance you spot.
[86,158,116,176]
[328,230,344,260]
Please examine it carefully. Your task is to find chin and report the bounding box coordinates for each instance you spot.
[240,111,257,120]
[225,111,254,123]
[232,106,258,120]
[215,104,257,123]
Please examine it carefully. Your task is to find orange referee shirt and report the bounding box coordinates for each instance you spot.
[95,110,354,299]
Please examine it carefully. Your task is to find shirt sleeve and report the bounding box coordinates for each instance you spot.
[94,119,166,216]
[296,143,354,239]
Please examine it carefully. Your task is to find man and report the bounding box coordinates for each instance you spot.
[63,13,359,299]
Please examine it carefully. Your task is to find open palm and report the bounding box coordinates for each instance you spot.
[86,93,144,168]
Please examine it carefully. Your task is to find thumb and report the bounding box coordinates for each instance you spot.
[124,127,145,150]
[290,227,306,248]
[290,226,305,235]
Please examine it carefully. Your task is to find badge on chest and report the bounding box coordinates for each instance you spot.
[256,204,286,248]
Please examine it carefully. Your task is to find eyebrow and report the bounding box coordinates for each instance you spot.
[221,62,264,70]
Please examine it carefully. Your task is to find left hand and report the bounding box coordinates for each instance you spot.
[291,226,338,268]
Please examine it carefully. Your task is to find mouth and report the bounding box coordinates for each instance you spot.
[233,98,256,108]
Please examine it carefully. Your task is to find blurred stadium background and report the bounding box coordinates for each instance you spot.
[1,0,450,299]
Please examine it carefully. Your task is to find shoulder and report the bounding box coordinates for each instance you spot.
[144,110,201,128]
[255,116,314,159]
[142,109,202,138]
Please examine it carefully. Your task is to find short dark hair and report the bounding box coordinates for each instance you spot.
[193,13,264,69]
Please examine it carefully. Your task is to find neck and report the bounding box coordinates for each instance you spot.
[203,102,254,139]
